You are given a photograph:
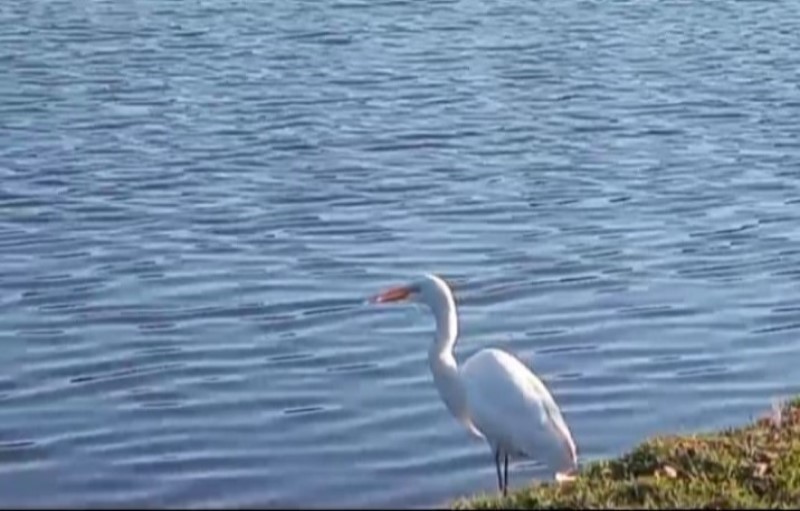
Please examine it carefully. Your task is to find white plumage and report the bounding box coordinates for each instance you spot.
[372,273,578,495]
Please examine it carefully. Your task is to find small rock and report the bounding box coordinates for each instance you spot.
[556,471,577,484]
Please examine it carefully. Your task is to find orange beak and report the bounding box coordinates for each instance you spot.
[370,285,413,304]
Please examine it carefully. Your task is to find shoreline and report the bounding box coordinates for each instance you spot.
[453,397,800,509]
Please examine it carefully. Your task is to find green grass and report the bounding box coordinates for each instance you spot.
[454,397,800,509]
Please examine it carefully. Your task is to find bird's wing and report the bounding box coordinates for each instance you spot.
[459,348,577,471]
[519,362,578,467]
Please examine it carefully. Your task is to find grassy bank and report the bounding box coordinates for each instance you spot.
[454,397,800,509]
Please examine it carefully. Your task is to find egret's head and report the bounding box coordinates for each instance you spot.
[370,274,454,308]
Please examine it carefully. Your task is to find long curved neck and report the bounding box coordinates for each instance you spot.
[428,285,459,359]
[425,283,477,435]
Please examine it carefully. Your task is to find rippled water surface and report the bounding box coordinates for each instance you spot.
[3,0,800,507]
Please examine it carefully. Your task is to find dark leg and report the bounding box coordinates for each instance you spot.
[503,453,509,496]
[494,448,503,493]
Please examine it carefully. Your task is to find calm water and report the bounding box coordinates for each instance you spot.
[3,0,800,507]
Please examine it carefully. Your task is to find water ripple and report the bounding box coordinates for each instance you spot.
[2,0,800,508]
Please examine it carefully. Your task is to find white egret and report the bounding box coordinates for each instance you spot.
[371,273,578,495]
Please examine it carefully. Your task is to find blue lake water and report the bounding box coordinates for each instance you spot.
[2,0,800,507]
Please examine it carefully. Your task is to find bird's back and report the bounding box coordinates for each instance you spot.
[459,348,577,473]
